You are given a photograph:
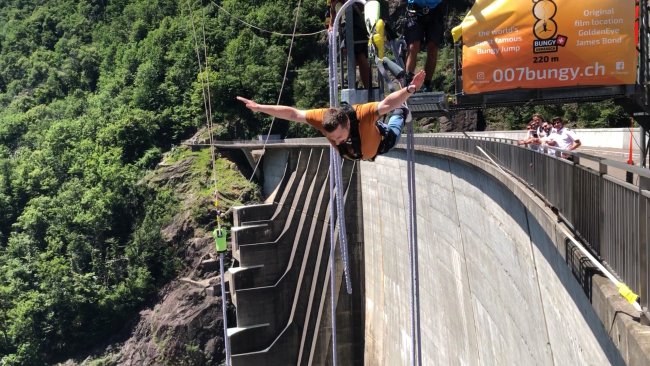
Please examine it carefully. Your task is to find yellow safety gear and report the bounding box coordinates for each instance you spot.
[617,283,640,306]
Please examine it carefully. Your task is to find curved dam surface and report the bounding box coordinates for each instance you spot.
[223,142,649,365]
[361,149,624,366]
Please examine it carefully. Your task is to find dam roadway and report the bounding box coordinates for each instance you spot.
[200,135,650,365]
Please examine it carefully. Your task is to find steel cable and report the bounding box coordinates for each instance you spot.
[186,1,304,364]
[211,1,326,37]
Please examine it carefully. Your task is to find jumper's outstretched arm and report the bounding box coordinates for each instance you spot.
[236,96,307,123]
[377,70,425,116]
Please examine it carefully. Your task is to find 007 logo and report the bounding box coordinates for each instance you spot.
[532,0,567,53]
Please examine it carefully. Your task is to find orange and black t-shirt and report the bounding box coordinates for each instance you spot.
[305,102,380,160]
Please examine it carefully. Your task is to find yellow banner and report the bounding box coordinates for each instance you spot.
[459,0,637,94]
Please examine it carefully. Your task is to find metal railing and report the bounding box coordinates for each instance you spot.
[400,134,649,313]
[196,134,650,313]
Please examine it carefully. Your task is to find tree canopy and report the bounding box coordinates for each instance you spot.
[0,0,324,363]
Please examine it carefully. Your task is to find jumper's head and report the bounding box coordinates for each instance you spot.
[323,108,351,145]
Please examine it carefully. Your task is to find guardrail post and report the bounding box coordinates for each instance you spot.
[642,128,648,169]
[571,156,581,237]
[640,175,650,314]
[345,5,356,90]
[599,162,607,257]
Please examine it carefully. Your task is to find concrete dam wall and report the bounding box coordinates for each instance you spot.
[226,147,365,366]
[224,144,649,365]
[361,150,627,366]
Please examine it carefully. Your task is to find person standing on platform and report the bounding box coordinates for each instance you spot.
[329,0,371,89]
[546,117,582,161]
[401,0,445,92]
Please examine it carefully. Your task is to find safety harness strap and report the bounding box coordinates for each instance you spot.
[375,54,395,93]
[336,102,394,161]
[406,3,431,16]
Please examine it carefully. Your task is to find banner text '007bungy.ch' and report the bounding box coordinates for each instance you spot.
[453,0,637,94]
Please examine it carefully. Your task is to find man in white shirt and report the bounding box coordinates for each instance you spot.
[546,117,581,160]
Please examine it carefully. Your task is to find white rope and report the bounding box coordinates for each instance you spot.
[403,113,421,365]
[405,126,417,366]
[328,27,341,366]
[222,0,304,215]
[186,0,214,176]
[198,1,219,204]
[211,1,326,37]
[187,0,229,363]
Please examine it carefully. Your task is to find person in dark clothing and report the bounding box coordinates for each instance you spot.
[329,0,371,88]
[402,0,445,92]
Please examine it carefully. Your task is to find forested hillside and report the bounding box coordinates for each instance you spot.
[0,0,635,364]
[0,0,320,364]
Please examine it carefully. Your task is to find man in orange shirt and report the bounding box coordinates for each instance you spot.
[237,71,425,161]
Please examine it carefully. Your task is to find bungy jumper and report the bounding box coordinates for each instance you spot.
[328,1,423,365]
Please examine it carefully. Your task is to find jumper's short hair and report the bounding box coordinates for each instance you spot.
[322,108,349,132]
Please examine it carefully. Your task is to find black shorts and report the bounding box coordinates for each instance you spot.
[340,22,369,55]
[403,4,445,47]
[352,16,369,56]
[343,11,368,56]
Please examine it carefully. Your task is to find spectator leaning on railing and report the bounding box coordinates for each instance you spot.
[531,113,546,136]
[518,121,541,151]
[525,120,564,157]
[545,117,582,161]
[537,121,554,155]
[537,121,552,141]
[517,114,548,150]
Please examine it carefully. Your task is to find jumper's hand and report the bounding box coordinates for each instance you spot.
[410,70,426,90]
[236,96,260,112]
